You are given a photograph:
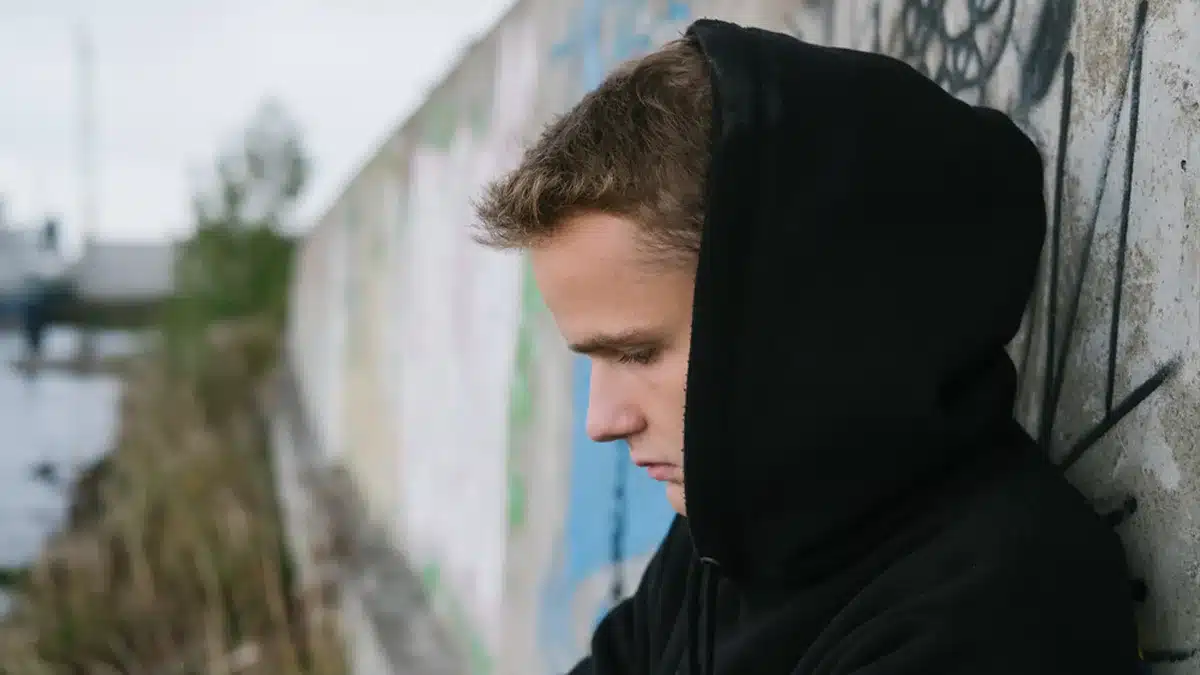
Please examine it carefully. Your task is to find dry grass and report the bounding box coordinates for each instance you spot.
[0,320,345,675]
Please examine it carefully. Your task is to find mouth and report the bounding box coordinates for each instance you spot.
[634,459,680,483]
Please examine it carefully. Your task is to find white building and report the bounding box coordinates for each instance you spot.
[69,239,175,303]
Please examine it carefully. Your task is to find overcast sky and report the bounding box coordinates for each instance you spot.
[0,0,516,244]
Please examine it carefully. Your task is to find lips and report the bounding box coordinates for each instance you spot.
[634,459,680,483]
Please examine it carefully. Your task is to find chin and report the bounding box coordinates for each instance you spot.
[666,482,687,517]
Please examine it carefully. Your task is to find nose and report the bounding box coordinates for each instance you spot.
[585,362,644,443]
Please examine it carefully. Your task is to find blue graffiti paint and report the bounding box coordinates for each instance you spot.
[551,0,607,89]
[552,0,692,90]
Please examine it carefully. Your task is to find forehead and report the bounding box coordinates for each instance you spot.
[530,212,694,343]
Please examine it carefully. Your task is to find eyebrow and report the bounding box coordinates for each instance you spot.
[568,328,664,355]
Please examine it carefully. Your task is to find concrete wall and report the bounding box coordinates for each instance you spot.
[278,0,1200,672]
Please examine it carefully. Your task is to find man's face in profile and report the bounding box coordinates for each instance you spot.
[531,212,695,515]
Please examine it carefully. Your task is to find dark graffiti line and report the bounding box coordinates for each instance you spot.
[1105,13,1146,415]
[889,0,1017,99]
[877,0,1075,145]
[1057,357,1179,470]
[1016,0,1077,117]
[1040,5,1143,434]
[1042,0,1180,471]
[611,450,628,602]
[871,2,883,53]
[1038,51,1073,447]
[1143,648,1200,665]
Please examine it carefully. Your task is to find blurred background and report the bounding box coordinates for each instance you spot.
[0,0,1196,674]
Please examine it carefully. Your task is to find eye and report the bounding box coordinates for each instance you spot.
[618,349,658,366]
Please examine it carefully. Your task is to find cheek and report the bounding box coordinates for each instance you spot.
[645,350,690,426]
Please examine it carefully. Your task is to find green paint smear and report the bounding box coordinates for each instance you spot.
[507,472,527,528]
[420,562,441,595]
[505,258,543,533]
[467,633,493,675]
[508,355,532,429]
[521,257,544,309]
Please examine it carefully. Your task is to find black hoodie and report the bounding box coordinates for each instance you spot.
[566,18,1138,675]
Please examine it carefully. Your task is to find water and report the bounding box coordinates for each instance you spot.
[0,328,138,570]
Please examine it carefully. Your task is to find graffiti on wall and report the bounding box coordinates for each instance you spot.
[1014,2,1176,467]
[885,0,1068,114]
[552,0,691,88]
[786,0,1076,145]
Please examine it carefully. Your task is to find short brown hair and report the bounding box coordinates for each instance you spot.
[473,36,712,264]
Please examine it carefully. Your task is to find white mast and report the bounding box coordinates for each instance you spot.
[77,22,96,258]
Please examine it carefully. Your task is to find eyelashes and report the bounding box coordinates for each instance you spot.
[618,349,658,365]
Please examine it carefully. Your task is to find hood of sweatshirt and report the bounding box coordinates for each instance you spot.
[680,18,1046,584]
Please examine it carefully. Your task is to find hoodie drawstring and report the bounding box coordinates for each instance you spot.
[699,558,721,674]
[687,560,703,674]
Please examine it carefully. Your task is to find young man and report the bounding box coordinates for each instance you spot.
[476,19,1138,675]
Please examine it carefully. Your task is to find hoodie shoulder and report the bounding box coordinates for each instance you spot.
[814,451,1138,674]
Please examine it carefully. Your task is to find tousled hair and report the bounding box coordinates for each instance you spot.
[473,36,712,265]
